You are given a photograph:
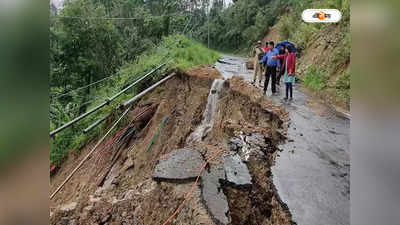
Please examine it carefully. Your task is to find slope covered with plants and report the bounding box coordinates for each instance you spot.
[50,0,220,166]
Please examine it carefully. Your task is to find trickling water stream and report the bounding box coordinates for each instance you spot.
[186,79,225,144]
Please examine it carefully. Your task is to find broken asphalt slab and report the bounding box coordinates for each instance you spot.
[153,148,205,182]
[153,147,253,224]
[223,154,252,187]
[201,166,231,225]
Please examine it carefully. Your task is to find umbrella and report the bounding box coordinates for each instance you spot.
[275,41,297,52]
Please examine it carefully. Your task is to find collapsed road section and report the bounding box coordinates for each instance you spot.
[50,67,293,225]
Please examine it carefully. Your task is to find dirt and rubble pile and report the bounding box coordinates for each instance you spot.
[50,66,293,225]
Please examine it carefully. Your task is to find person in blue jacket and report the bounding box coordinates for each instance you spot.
[260,41,280,95]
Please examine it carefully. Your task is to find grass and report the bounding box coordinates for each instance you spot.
[50,35,220,167]
[335,69,350,102]
[303,66,328,91]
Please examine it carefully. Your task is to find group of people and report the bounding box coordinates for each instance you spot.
[252,40,296,101]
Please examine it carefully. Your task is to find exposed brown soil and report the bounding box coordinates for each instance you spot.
[186,65,223,79]
[50,67,292,225]
[263,25,280,44]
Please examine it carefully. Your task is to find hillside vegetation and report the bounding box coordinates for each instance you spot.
[50,0,222,166]
[50,34,219,166]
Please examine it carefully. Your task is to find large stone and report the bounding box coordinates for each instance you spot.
[223,154,252,187]
[201,167,231,225]
[153,148,205,182]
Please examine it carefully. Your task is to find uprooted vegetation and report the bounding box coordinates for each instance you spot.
[50,67,293,225]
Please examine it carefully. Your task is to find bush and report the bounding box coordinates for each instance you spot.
[292,23,318,48]
[303,66,328,91]
[278,15,293,40]
[336,69,350,102]
[331,32,350,72]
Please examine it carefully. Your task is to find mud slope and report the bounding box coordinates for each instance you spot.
[50,67,291,225]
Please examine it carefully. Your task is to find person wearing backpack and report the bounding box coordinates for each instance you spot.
[252,41,264,86]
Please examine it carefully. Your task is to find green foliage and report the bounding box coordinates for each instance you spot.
[195,0,282,51]
[50,35,219,167]
[50,0,123,89]
[331,31,350,72]
[291,23,318,48]
[278,15,294,40]
[49,0,216,167]
[279,0,349,46]
[303,66,328,91]
[336,69,350,102]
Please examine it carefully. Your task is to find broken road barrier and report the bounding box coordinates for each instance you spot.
[121,72,176,108]
[49,63,165,137]
[83,114,110,134]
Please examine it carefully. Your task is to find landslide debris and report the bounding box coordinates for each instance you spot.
[50,67,292,225]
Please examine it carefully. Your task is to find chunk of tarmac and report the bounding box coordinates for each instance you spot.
[223,154,252,187]
[153,148,205,182]
[201,166,231,225]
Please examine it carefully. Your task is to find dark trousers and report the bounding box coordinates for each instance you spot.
[285,82,293,99]
[277,67,284,85]
[264,66,277,93]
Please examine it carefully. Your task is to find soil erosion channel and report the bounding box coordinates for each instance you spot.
[50,67,292,225]
[216,55,350,225]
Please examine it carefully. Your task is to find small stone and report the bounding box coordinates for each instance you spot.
[101,214,111,223]
[60,202,77,212]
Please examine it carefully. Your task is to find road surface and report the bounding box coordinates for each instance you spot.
[216,55,350,225]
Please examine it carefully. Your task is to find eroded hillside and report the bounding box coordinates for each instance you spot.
[50,67,293,225]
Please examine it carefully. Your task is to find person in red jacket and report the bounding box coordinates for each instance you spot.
[263,41,271,53]
[273,45,296,101]
[261,42,271,75]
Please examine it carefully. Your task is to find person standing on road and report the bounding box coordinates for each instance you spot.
[252,41,265,86]
[276,45,286,86]
[263,41,271,53]
[261,41,271,76]
[274,45,296,101]
[260,41,279,95]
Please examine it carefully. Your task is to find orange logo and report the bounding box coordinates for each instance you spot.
[317,11,326,20]
[312,11,331,20]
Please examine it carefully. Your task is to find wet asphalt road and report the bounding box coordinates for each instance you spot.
[215,55,350,225]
